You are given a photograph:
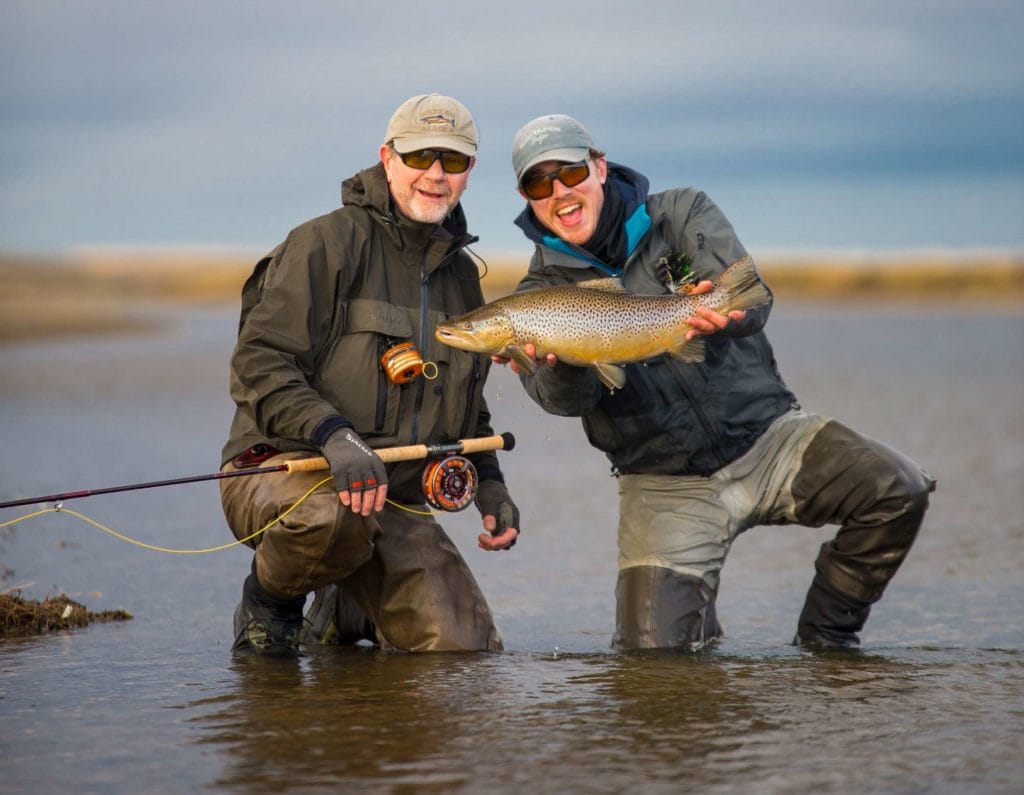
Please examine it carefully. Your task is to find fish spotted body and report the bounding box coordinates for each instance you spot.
[435,256,770,390]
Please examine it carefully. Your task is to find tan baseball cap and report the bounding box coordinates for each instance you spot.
[384,93,479,156]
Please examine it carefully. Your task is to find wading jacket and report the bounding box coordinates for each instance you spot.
[223,163,501,501]
[514,164,798,477]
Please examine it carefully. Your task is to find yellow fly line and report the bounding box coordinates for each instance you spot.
[0,433,514,553]
[0,478,438,555]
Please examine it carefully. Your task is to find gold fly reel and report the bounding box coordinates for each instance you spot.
[380,341,424,384]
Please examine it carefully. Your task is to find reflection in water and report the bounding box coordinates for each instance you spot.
[183,645,1021,795]
[200,651,494,791]
[3,306,1023,793]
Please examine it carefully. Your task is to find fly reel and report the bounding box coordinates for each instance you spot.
[380,341,439,385]
[421,455,478,512]
[380,341,424,384]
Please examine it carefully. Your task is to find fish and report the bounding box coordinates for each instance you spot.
[435,256,770,391]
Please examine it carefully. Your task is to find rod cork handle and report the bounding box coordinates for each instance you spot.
[284,457,330,473]
[448,432,516,455]
[283,432,515,474]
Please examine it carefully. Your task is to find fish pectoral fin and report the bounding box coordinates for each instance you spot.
[508,346,539,376]
[595,363,627,391]
[576,277,629,293]
[667,336,706,364]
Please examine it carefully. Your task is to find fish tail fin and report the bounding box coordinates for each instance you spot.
[715,256,771,312]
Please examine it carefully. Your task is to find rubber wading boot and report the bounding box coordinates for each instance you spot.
[793,577,873,649]
[613,566,724,650]
[232,571,306,657]
[301,584,377,647]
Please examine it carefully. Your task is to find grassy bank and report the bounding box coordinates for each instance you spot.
[0,589,132,638]
[2,249,1021,342]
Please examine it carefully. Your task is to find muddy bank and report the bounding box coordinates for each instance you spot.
[0,589,133,639]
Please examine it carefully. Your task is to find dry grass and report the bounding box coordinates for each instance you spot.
[0,589,132,639]
[2,249,1021,342]
[0,250,255,341]
[757,251,1024,305]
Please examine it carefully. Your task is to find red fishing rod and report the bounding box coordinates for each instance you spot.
[0,432,515,512]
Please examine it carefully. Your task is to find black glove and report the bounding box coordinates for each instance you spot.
[321,428,388,494]
[474,479,520,548]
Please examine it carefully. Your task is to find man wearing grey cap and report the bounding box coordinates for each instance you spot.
[220,94,520,656]
[501,114,934,650]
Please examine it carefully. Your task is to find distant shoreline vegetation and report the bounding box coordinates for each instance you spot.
[1,248,1021,342]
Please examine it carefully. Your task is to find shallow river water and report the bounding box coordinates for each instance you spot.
[1,300,1022,794]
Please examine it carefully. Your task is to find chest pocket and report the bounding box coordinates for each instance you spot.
[314,299,413,436]
[425,314,486,441]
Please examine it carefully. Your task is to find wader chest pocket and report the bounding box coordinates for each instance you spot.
[316,300,414,435]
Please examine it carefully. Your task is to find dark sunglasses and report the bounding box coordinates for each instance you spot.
[398,148,472,174]
[519,159,591,200]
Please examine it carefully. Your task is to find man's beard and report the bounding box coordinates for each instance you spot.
[404,192,453,224]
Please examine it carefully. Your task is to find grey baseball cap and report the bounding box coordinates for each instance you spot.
[512,114,595,183]
[385,93,478,156]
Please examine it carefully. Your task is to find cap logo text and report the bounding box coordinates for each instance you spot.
[418,113,455,131]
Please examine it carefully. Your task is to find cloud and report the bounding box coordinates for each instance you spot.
[1,0,1021,252]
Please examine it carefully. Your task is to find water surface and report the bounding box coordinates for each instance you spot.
[1,302,1022,794]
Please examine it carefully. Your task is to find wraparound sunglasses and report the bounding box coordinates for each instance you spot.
[398,148,472,174]
[519,159,591,200]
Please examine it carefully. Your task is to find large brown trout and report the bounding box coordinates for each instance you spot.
[435,256,770,390]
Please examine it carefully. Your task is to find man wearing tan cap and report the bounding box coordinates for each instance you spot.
[220,94,520,656]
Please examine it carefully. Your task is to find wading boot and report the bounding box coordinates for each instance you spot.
[232,571,306,657]
[300,584,377,647]
[613,566,724,650]
[793,577,873,650]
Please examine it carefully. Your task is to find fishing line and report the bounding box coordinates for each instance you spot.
[0,481,445,554]
[0,476,334,554]
[0,433,514,552]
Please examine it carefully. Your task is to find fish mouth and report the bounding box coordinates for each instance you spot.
[435,325,505,355]
[436,326,484,350]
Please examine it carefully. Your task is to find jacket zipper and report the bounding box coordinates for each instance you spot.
[375,337,389,432]
[667,358,727,472]
[409,255,430,444]
[459,356,482,440]
[409,233,480,444]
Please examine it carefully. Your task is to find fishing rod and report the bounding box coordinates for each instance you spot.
[0,432,515,512]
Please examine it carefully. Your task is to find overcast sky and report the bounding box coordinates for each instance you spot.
[2,0,1021,258]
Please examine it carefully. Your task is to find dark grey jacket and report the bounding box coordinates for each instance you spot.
[223,163,501,500]
[515,169,798,477]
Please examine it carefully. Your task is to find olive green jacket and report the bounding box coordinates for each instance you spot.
[222,163,501,500]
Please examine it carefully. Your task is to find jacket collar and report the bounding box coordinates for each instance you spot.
[342,162,477,271]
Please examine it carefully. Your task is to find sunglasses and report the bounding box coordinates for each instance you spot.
[519,159,591,200]
[397,148,472,174]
